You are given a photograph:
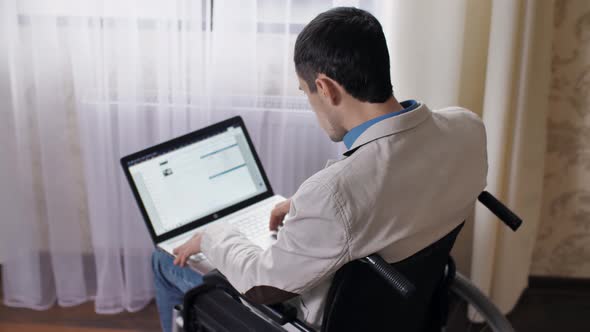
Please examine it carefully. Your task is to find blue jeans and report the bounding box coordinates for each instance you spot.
[151,250,204,332]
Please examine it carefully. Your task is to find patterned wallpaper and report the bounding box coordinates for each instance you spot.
[531,0,590,277]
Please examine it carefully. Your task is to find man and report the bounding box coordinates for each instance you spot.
[152,7,487,331]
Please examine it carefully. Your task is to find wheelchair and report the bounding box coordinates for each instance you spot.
[173,191,521,332]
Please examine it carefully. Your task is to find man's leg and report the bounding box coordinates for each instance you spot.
[151,250,204,332]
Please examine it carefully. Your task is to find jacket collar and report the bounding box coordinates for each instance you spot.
[343,102,431,156]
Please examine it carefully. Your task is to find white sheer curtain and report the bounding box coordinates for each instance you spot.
[0,0,367,312]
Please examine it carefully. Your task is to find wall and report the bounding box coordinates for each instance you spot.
[531,0,590,278]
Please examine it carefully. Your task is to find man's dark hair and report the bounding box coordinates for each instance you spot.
[294,7,393,103]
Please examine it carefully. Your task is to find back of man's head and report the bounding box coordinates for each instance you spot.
[294,7,393,103]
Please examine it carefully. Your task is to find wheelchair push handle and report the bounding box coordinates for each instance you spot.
[477,191,523,231]
[360,254,416,299]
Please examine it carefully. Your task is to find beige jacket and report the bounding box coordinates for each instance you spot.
[201,102,488,328]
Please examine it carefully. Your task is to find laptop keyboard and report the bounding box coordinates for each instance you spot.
[162,196,284,261]
[229,198,281,241]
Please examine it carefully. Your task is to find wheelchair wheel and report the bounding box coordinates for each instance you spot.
[446,272,516,332]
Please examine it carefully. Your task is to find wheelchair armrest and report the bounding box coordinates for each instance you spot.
[202,269,299,326]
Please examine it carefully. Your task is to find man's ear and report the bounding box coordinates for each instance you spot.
[315,75,341,106]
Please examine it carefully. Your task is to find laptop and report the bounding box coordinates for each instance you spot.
[121,116,285,263]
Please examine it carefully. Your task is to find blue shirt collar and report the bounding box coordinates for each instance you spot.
[343,99,419,149]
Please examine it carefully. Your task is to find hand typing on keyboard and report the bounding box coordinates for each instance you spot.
[269,198,291,232]
[173,232,203,267]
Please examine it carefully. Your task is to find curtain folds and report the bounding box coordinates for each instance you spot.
[472,0,554,316]
[0,0,350,313]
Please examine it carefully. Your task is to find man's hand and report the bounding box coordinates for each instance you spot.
[269,199,291,231]
[173,233,203,267]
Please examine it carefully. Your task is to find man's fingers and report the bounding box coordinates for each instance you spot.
[176,252,185,267]
[269,212,284,231]
[269,215,278,230]
[269,199,291,230]
[269,210,278,230]
[174,247,186,266]
[179,255,187,267]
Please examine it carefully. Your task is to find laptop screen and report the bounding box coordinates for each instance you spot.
[121,117,273,242]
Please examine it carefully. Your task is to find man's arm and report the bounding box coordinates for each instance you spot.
[175,180,351,304]
[174,229,297,303]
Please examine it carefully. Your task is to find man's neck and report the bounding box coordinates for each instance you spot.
[340,96,404,131]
